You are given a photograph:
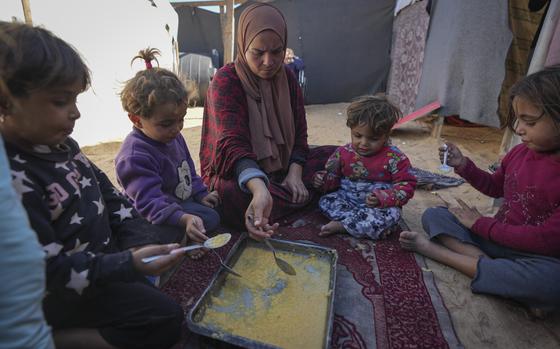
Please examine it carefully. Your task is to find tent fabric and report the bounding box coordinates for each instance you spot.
[414,0,512,127]
[527,0,560,72]
[545,14,560,66]
[235,0,395,104]
[176,6,223,62]
[175,0,395,104]
[497,0,545,126]
[386,0,430,116]
[394,0,420,16]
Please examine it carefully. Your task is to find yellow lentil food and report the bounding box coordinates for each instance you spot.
[199,245,333,349]
[206,233,231,248]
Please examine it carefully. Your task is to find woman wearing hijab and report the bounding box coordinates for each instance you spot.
[200,3,335,239]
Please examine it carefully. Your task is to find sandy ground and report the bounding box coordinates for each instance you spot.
[83,104,560,349]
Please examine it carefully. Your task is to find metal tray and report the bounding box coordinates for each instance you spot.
[187,235,338,349]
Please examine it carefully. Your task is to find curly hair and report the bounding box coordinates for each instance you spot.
[120,48,191,118]
[346,94,402,136]
[505,65,560,132]
[0,21,90,112]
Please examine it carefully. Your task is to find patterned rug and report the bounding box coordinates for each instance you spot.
[162,210,462,349]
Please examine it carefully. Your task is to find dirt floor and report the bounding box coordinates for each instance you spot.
[83,104,560,349]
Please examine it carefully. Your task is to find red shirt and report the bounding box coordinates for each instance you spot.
[458,144,560,256]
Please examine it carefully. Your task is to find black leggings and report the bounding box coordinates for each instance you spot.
[44,277,183,349]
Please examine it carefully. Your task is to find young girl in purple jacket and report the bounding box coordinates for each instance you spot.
[116,48,220,258]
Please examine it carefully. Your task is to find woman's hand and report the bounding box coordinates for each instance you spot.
[180,213,208,243]
[201,191,220,208]
[281,163,309,203]
[439,142,467,170]
[449,199,482,229]
[312,170,326,189]
[245,178,278,240]
[132,244,183,276]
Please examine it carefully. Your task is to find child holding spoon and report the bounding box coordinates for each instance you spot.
[399,66,560,316]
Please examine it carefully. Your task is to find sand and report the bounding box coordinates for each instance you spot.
[82,104,560,349]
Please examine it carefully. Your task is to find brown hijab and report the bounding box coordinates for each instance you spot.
[234,3,295,174]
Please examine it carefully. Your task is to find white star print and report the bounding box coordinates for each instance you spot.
[93,199,105,215]
[70,213,84,225]
[43,242,64,258]
[102,236,110,245]
[114,204,133,222]
[66,268,90,295]
[111,187,121,196]
[66,239,89,256]
[50,203,64,221]
[55,162,70,171]
[11,170,33,199]
[73,187,82,198]
[12,154,26,164]
[12,169,30,181]
[79,177,92,189]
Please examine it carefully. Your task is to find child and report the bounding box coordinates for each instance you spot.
[0,22,184,349]
[313,95,417,239]
[115,48,220,257]
[400,66,560,315]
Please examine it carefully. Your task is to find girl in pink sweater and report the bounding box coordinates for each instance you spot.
[400,66,560,315]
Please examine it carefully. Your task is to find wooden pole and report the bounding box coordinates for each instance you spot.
[222,0,235,64]
[21,0,33,25]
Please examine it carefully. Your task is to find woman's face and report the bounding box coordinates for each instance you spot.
[245,30,285,80]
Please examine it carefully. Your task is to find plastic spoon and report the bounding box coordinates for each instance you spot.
[439,144,452,172]
[141,233,231,263]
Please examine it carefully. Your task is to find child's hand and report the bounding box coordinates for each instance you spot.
[181,214,208,243]
[312,170,327,189]
[449,198,482,229]
[439,142,466,169]
[201,191,220,208]
[132,243,183,276]
[366,193,380,207]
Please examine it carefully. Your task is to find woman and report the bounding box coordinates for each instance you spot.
[200,3,335,239]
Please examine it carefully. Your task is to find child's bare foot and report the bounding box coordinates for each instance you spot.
[319,221,346,237]
[399,230,433,254]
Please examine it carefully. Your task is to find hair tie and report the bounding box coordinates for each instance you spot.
[145,60,153,69]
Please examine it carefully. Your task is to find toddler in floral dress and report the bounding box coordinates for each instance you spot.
[313,95,417,239]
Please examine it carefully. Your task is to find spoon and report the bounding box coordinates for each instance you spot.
[142,233,232,264]
[439,143,452,172]
[246,215,296,275]
[264,238,297,276]
[209,248,242,278]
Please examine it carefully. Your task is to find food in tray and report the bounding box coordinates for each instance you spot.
[199,245,332,349]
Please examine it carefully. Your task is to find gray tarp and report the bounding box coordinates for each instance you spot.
[414,0,512,127]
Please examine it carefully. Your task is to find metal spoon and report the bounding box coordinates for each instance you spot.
[141,233,231,263]
[209,248,242,278]
[264,239,297,276]
[246,215,296,275]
